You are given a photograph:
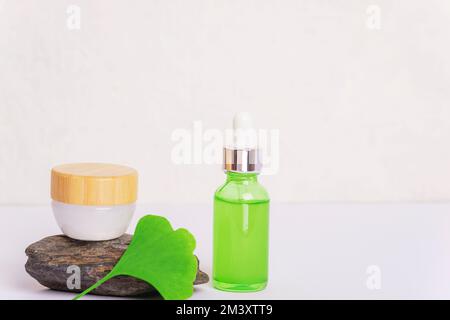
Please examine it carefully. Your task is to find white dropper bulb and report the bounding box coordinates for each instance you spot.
[233,112,257,149]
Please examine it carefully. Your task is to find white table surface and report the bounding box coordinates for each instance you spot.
[1,203,450,300]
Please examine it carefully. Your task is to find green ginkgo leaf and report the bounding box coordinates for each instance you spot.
[74,215,198,300]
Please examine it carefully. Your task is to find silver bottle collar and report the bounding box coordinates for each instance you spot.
[223,147,262,173]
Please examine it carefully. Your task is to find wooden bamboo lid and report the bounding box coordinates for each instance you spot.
[51,163,138,206]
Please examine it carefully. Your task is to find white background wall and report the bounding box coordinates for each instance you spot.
[1,0,450,204]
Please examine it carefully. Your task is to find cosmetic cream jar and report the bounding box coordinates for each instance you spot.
[51,163,138,241]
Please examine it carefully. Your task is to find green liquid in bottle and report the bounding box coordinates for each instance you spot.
[213,172,270,292]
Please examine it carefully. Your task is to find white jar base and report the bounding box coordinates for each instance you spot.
[52,200,135,241]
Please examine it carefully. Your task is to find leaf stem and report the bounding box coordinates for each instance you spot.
[73,273,114,300]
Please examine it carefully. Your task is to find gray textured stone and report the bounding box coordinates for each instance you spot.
[25,234,209,297]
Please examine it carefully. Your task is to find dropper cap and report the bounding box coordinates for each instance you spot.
[224,112,262,173]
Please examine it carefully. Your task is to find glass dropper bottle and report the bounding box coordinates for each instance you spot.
[213,112,270,292]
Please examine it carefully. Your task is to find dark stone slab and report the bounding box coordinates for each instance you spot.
[25,234,209,297]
